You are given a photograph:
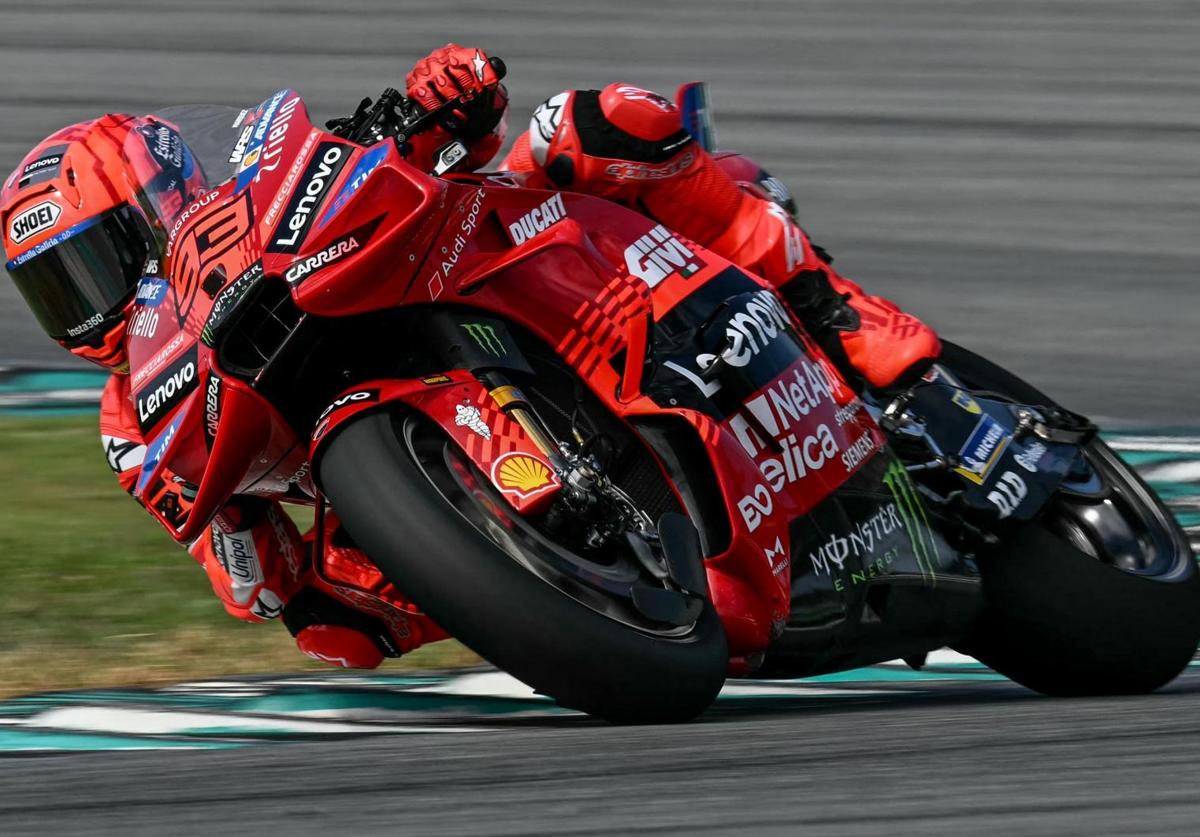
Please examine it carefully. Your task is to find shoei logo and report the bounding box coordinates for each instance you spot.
[625,224,703,288]
[8,200,61,244]
[460,323,505,357]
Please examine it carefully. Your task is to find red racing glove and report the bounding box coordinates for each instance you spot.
[405,43,508,169]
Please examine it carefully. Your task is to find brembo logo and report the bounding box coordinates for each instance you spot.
[624,224,703,288]
[270,142,348,254]
[9,200,61,244]
[506,193,566,245]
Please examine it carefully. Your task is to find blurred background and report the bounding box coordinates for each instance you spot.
[0,0,1196,691]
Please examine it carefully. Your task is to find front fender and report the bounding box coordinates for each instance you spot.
[308,371,562,515]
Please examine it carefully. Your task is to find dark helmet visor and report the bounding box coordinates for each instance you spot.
[6,205,153,347]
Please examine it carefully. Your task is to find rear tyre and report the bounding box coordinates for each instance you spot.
[319,410,728,723]
[941,341,1200,694]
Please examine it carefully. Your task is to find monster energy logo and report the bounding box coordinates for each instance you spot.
[882,460,941,585]
[461,323,505,357]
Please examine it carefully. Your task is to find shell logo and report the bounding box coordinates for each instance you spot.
[492,452,556,498]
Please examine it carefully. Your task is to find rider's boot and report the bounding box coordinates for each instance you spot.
[283,518,449,669]
[779,266,942,390]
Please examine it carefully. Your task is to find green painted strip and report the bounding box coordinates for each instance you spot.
[0,729,239,752]
[0,370,109,393]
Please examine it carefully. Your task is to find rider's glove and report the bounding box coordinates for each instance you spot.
[405,43,509,168]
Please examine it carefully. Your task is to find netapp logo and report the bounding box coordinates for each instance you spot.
[269,142,349,254]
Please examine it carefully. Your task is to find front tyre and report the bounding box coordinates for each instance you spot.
[319,411,728,723]
[942,341,1200,694]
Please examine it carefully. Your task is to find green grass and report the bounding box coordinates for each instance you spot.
[0,415,476,696]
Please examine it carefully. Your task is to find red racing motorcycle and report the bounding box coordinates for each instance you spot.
[127,82,1200,722]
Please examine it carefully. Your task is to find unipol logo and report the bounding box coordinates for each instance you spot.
[8,200,61,244]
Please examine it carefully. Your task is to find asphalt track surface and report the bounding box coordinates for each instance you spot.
[0,1,1198,833]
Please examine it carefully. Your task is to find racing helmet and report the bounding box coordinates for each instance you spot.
[1,114,208,370]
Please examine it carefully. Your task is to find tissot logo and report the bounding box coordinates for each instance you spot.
[269,141,349,254]
[9,200,61,244]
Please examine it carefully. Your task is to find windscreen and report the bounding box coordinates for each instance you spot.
[122,104,248,239]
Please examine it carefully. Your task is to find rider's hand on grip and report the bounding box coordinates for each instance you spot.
[405,43,509,168]
[406,43,504,114]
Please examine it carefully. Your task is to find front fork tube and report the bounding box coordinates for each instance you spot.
[476,370,569,471]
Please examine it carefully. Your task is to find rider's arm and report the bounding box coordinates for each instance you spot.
[499,83,810,285]
[99,374,303,622]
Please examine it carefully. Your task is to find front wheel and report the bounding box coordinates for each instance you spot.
[941,341,1200,694]
[319,410,728,723]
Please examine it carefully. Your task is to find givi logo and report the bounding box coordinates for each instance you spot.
[9,200,61,244]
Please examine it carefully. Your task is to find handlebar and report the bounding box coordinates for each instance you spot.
[327,56,507,151]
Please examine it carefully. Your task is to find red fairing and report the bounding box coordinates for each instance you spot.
[310,373,562,517]
[104,87,908,667]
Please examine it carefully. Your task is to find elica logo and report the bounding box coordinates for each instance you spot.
[507,193,566,245]
[8,200,61,244]
[460,323,505,357]
[272,142,348,253]
[625,224,703,288]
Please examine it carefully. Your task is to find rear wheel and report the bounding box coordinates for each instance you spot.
[940,341,1200,694]
[319,410,728,723]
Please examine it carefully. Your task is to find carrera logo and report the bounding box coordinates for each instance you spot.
[269,141,349,254]
[285,236,358,284]
[283,216,382,285]
[136,349,198,433]
[204,374,222,450]
[9,201,61,244]
[625,224,703,288]
[506,193,566,245]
